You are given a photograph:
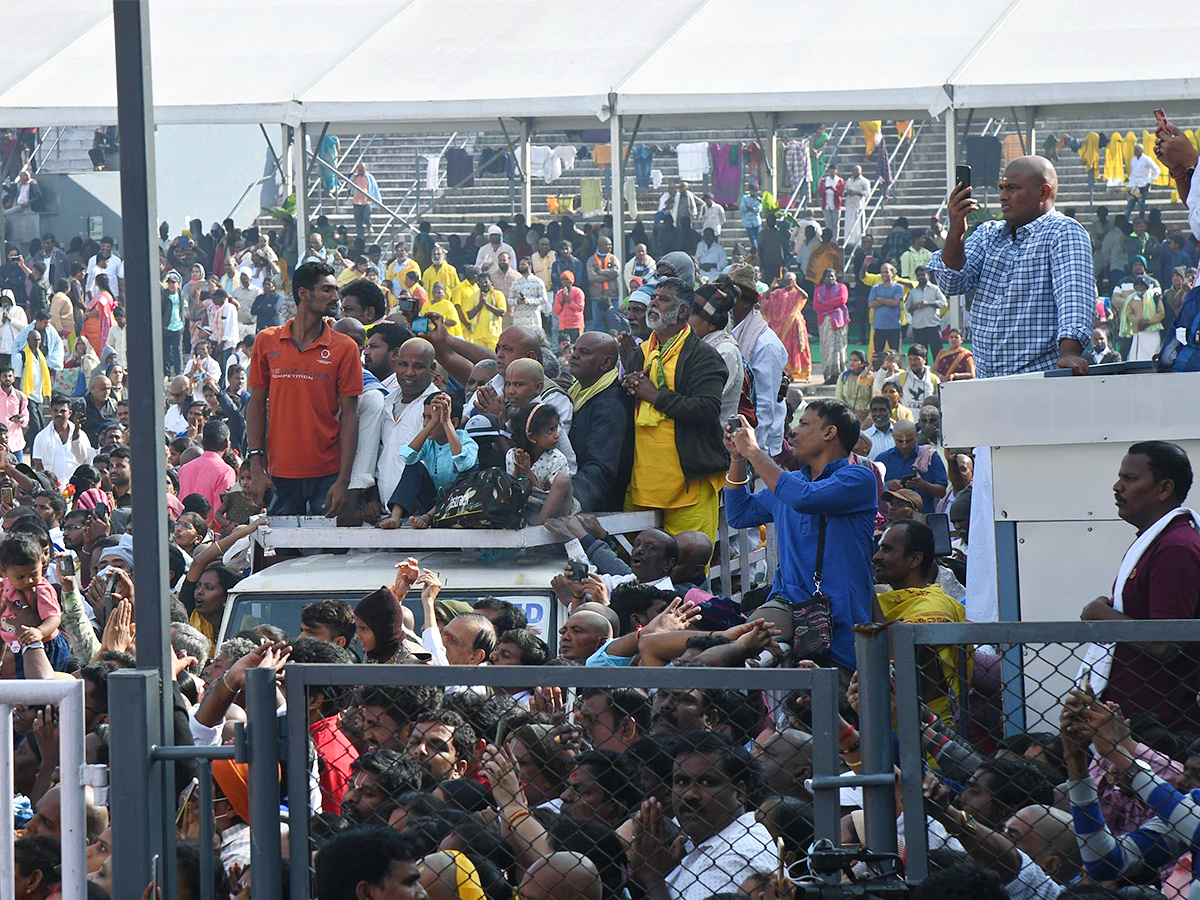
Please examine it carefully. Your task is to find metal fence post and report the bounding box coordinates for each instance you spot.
[808,666,842,858]
[854,623,899,860]
[286,668,312,900]
[891,623,929,882]
[246,668,283,898]
[109,670,163,900]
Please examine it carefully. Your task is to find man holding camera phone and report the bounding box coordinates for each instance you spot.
[927,156,1094,379]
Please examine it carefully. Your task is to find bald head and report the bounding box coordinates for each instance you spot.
[569,332,618,386]
[892,419,917,437]
[506,357,546,382]
[672,531,713,585]
[1006,155,1058,194]
[558,610,613,661]
[1001,156,1058,228]
[400,337,436,364]
[754,728,814,799]
[1004,806,1081,884]
[496,326,541,367]
[520,853,603,900]
[333,315,367,349]
[577,601,620,637]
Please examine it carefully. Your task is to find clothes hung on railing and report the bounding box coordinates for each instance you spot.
[423,154,442,193]
[709,142,741,208]
[445,147,474,187]
[676,142,709,181]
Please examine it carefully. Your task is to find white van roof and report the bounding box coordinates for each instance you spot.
[229,551,566,596]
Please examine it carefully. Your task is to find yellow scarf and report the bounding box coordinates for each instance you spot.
[567,367,618,411]
[634,326,690,428]
[445,851,485,900]
[877,584,970,722]
[21,346,51,400]
[189,610,216,656]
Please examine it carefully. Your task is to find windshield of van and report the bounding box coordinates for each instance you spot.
[223,591,556,647]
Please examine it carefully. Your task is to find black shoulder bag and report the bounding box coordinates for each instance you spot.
[790,514,834,661]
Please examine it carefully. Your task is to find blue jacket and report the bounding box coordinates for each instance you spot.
[725,458,878,670]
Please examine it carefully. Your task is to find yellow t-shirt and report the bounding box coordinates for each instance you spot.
[337,266,366,287]
[424,297,465,338]
[462,289,507,351]
[422,262,460,296]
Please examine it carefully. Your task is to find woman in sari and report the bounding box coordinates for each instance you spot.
[80,273,115,356]
[762,271,811,379]
[834,350,873,420]
[933,328,975,381]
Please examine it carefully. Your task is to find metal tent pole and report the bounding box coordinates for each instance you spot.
[110,2,174,894]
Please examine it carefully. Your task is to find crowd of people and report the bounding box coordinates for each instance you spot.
[1,105,1200,899]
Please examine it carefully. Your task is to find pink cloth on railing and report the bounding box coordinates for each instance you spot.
[709,142,742,208]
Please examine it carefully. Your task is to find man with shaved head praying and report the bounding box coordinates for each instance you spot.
[928,155,1094,379]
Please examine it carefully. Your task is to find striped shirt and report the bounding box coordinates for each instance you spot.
[927,210,1094,379]
[1069,769,1200,900]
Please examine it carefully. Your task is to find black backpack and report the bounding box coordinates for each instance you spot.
[430,467,531,530]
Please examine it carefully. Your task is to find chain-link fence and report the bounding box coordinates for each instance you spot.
[283,663,859,900]
[891,619,1200,890]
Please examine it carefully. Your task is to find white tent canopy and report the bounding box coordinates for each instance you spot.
[2,0,1199,130]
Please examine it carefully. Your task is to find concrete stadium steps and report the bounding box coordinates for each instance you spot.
[31,126,99,174]
[262,113,1195,254]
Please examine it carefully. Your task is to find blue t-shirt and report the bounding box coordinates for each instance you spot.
[877,447,948,514]
[252,292,284,331]
[868,283,905,329]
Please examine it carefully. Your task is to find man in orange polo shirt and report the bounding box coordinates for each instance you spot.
[247,261,362,517]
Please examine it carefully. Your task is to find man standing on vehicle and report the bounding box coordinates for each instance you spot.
[247,261,362,517]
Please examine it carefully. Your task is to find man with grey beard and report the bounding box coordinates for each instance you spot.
[619,277,728,541]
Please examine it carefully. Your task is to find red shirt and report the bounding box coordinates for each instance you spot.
[177,451,237,526]
[1107,514,1200,731]
[249,319,363,479]
[310,715,359,815]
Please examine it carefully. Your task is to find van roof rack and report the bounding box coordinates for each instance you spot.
[254,511,662,552]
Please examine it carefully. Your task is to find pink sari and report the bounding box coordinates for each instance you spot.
[82,291,115,355]
[762,286,812,378]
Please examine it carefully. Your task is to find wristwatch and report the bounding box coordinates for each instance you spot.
[246,449,266,464]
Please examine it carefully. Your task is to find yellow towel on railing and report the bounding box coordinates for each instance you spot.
[1078,132,1100,178]
[895,121,913,140]
[860,121,881,157]
[1104,136,1126,184]
[1122,132,1137,169]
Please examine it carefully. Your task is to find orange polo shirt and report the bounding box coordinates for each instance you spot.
[249,319,364,479]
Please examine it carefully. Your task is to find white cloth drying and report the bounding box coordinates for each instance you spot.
[423,154,442,193]
[676,142,710,180]
[530,145,562,183]
[552,146,578,172]
[624,175,638,215]
[650,168,663,188]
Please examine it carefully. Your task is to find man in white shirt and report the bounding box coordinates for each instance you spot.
[596,529,677,594]
[672,182,700,227]
[376,339,439,506]
[1126,143,1161,220]
[904,266,949,353]
[476,225,516,275]
[184,340,221,401]
[32,395,93,485]
[728,266,788,456]
[85,237,125,299]
[632,734,777,900]
[230,269,261,340]
[206,290,240,374]
[164,376,192,436]
[698,194,726,236]
[103,306,127,368]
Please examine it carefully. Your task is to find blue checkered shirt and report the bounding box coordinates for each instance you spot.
[927,210,1095,378]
